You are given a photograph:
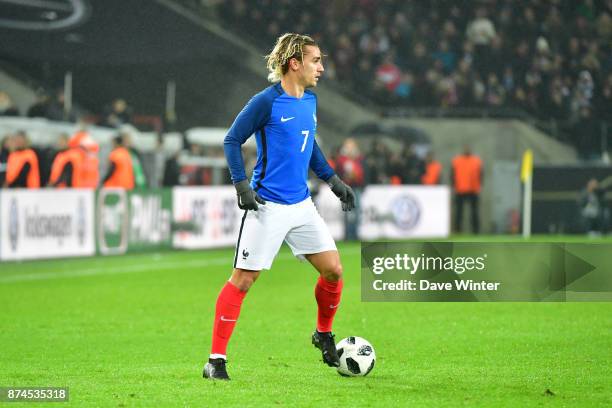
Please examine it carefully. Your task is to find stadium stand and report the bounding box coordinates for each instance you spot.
[190,0,611,159]
[209,0,611,121]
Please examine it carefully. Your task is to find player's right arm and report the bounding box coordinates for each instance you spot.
[224,92,272,210]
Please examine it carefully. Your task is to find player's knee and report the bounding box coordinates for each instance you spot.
[231,269,260,291]
[233,276,254,292]
[323,262,343,282]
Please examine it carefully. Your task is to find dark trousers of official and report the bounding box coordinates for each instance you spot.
[455,193,480,233]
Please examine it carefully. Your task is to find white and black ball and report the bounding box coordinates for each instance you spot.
[336,336,376,377]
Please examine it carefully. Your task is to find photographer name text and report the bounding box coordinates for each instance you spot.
[370,254,500,292]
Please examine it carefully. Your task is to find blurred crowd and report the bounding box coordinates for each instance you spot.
[1,127,453,191]
[329,137,484,234]
[0,89,135,129]
[0,129,183,190]
[329,137,440,187]
[216,0,612,124]
[4,0,612,162]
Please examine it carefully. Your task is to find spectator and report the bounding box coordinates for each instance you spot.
[572,106,602,161]
[486,73,506,106]
[163,151,181,187]
[102,135,134,190]
[472,73,487,106]
[516,6,540,43]
[46,89,75,122]
[441,18,461,51]
[335,138,365,188]
[596,73,612,122]
[511,40,531,82]
[453,59,475,106]
[501,66,515,94]
[3,131,40,188]
[0,92,19,117]
[334,34,356,82]
[103,98,133,128]
[466,7,496,78]
[48,134,83,188]
[581,43,601,74]
[387,150,405,185]
[27,90,51,118]
[545,76,571,120]
[375,52,402,94]
[487,35,506,76]
[432,39,457,74]
[421,151,442,185]
[577,0,597,22]
[395,72,415,102]
[534,37,554,75]
[122,131,147,187]
[543,6,565,46]
[579,178,609,236]
[69,130,100,189]
[596,11,612,40]
[402,144,425,184]
[574,15,596,40]
[180,143,208,185]
[0,135,10,185]
[352,59,374,95]
[452,145,482,233]
[151,134,167,188]
[335,138,364,240]
[438,75,459,107]
[406,41,432,81]
[364,139,390,185]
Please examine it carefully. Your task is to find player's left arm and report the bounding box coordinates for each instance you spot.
[309,139,335,182]
[310,140,355,211]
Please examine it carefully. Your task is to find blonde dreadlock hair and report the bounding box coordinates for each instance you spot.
[265,33,317,83]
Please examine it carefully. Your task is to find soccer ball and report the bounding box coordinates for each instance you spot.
[336,336,376,377]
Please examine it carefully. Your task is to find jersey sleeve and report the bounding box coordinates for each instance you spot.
[309,139,335,181]
[224,92,272,184]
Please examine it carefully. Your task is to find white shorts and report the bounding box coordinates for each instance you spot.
[234,197,337,271]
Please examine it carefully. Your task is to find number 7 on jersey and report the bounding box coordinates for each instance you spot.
[300,130,310,152]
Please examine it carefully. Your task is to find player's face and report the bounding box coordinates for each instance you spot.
[300,45,324,88]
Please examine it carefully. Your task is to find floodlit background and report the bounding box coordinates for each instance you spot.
[1,0,610,244]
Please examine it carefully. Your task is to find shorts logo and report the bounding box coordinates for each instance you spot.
[242,249,249,260]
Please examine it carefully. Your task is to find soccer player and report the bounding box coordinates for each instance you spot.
[203,33,356,380]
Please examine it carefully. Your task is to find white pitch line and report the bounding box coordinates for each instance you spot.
[0,247,360,284]
[0,257,230,284]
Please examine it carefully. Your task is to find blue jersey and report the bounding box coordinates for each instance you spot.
[224,83,335,204]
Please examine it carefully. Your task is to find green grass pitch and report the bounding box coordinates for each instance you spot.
[0,239,610,407]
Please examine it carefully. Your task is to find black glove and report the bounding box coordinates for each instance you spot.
[234,180,266,210]
[328,174,356,211]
